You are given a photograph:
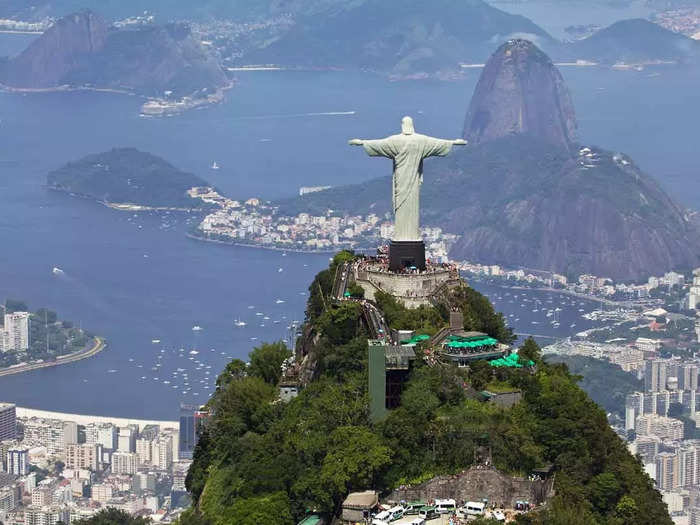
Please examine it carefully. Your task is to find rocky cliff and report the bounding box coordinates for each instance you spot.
[1,10,108,88]
[0,10,227,97]
[463,39,577,152]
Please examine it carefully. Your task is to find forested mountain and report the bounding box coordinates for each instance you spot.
[181,252,671,525]
[47,148,209,208]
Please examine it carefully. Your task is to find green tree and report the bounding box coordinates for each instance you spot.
[220,492,294,525]
[318,302,362,345]
[518,338,541,364]
[347,282,365,298]
[320,426,391,512]
[215,359,248,392]
[469,360,493,391]
[588,472,622,514]
[248,342,291,385]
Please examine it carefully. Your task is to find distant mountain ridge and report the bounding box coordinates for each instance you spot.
[242,0,555,73]
[564,18,700,64]
[277,40,700,280]
[0,10,227,97]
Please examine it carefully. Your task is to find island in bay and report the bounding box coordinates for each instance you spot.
[47,148,212,211]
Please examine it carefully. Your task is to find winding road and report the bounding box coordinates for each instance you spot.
[0,337,106,377]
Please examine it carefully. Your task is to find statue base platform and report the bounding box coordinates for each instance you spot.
[389,240,426,272]
[354,258,461,309]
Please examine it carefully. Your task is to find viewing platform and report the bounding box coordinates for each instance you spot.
[354,255,461,308]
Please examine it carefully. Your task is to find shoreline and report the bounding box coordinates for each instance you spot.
[0,336,106,377]
[15,406,177,430]
[0,81,232,116]
[47,186,206,213]
[185,232,343,254]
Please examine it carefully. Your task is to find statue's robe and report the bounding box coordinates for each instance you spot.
[362,133,453,241]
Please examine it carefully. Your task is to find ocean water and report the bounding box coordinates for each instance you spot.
[1,34,699,417]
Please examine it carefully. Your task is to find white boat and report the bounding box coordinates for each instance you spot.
[189,350,199,355]
[52,267,64,275]
[211,161,220,170]
[234,319,247,327]
[275,299,285,304]
[151,339,160,344]
[192,325,202,331]
[278,268,283,273]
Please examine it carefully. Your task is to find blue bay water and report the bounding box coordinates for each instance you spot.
[1,35,699,417]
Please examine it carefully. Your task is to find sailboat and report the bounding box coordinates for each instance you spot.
[234,318,247,327]
[211,161,220,170]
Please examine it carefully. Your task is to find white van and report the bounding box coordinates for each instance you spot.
[435,499,457,514]
[457,501,485,517]
[387,505,405,521]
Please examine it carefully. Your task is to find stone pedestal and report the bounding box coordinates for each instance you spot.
[389,240,426,272]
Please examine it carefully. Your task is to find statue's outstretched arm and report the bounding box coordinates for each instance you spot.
[453,139,467,145]
[348,139,364,146]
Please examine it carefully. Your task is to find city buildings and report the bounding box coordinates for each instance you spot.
[0,403,16,441]
[6,448,29,476]
[0,405,189,522]
[635,414,684,441]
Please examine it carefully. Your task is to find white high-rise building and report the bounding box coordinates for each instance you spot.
[135,438,153,464]
[689,269,700,310]
[118,425,138,453]
[1,312,30,352]
[111,451,139,475]
[151,434,173,471]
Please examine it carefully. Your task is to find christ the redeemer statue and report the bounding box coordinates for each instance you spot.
[349,116,466,270]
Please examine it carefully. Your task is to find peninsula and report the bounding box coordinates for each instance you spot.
[0,299,102,374]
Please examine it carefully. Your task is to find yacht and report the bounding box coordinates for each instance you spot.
[52,267,64,275]
[192,325,202,331]
[211,161,220,170]
[234,318,247,327]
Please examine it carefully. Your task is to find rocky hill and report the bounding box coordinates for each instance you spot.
[277,40,700,280]
[1,10,108,88]
[0,10,227,97]
[463,39,577,152]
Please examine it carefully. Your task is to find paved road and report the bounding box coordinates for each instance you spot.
[0,337,105,377]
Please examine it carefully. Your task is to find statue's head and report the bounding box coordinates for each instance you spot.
[401,116,415,135]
